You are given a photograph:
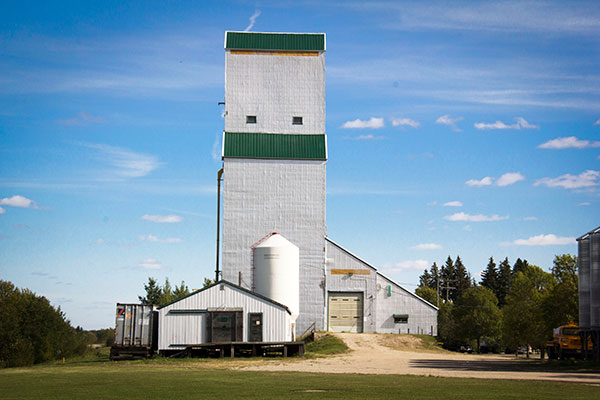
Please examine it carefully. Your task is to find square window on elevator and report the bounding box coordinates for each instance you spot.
[246,115,257,124]
[292,116,303,125]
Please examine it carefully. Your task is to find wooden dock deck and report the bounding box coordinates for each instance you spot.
[169,341,305,358]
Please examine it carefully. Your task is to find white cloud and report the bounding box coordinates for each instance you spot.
[435,114,463,131]
[465,177,493,186]
[534,170,599,189]
[140,234,182,243]
[504,234,576,246]
[353,2,600,35]
[443,201,463,207]
[381,259,430,272]
[141,214,183,223]
[538,136,600,149]
[80,143,162,178]
[410,243,442,250]
[427,201,437,206]
[496,172,525,187]
[579,202,591,206]
[391,117,420,128]
[474,117,538,130]
[523,216,538,221]
[244,10,261,32]
[444,212,508,222]
[341,117,385,129]
[595,118,600,125]
[515,117,538,129]
[58,112,105,126]
[0,195,38,208]
[466,173,524,187]
[93,238,107,246]
[344,134,386,140]
[137,258,165,270]
[0,206,5,214]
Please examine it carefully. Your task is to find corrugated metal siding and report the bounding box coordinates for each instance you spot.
[325,240,377,333]
[223,132,326,160]
[375,273,438,336]
[158,283,291,351]
[221,158,327,333]
[224,51,325,134]
[226,32,325,51]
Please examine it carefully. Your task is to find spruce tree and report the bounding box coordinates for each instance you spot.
[512,258,529,276]
[138,277,162,305]
[497,257,512,307]
[419,269,432,288]
[429,262,440,291]
[454,256,472,301]
[440,256,456,302]
[480,257,499,297]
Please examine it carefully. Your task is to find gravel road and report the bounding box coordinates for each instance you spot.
[242,333,600,384]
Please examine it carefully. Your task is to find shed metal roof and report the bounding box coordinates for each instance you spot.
[157,280,291,314]
[225,31,325,51]
[223,132,327,160]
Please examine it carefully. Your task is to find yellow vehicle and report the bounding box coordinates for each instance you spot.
[546,323,592,360]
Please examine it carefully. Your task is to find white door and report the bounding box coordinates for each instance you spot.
[328,292,363,333]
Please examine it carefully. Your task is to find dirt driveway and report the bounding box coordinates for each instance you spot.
[242,333,600,384]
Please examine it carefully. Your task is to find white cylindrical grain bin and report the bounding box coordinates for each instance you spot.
[253,233,300,320]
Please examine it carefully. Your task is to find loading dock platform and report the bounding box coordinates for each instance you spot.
[170,341,305,358]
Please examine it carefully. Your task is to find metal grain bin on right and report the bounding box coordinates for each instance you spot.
[577,226,600,361]
[110,303,158,360]
[579,234,591,330]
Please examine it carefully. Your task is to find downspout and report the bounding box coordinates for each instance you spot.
[215,168,223,282]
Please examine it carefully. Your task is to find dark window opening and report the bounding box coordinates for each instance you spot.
[246,115,257,124]
[394,314,408,324]
[292,116,303,125]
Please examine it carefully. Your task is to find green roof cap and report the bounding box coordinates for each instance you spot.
[223,132,327,160]
[225,31,325,51]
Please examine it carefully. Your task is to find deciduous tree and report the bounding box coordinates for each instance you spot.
[452,286,501,352]
[415,286,439,306]
[502,265,552,358]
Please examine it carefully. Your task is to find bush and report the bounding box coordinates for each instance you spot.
[0,280,88,368]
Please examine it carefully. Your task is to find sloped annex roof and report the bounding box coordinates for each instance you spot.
[223,132,327,160]
[157,279,292,314]
[225,31,325,51]
[325,237,439,311]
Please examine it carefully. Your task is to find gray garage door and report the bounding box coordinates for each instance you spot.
[328,292,363,333]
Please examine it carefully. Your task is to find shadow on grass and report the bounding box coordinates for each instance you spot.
[410,358,600,374]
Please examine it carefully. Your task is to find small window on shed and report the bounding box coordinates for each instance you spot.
[246,115,257,124]
[292,116,303,125]
[394,314,408,324]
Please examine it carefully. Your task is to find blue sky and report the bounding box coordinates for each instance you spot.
[1,0,599,329]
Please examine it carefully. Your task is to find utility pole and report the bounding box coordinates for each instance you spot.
[440,279,458,303]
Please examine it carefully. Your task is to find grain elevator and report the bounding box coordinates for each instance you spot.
[219,31,437,336]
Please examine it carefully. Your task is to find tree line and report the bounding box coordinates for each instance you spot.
[415,254,578,356]
[0,280,90,368]
[138,277,192,307]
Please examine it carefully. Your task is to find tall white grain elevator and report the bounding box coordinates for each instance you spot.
[220,32,327,332]
[219,31,438,336]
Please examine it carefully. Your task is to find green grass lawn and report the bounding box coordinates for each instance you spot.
[304,333,349,356]
[0,360,598,400]
[1,341,598,399]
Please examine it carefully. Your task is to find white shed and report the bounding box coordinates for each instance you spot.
[157,280,293,353]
